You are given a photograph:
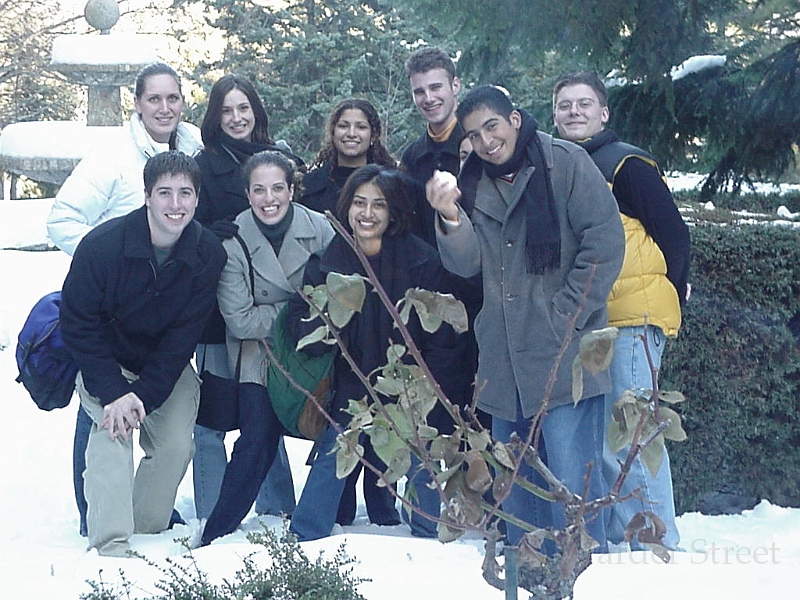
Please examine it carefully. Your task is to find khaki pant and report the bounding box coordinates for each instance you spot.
[78,363,199,556]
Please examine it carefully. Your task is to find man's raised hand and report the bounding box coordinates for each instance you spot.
[426,170,462,223]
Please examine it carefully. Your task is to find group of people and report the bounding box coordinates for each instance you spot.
[47,45,689,558]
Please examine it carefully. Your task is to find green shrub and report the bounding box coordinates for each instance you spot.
[79,526,367,600]
[660,222,800,513]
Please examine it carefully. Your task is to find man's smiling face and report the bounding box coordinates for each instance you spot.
[410,68,461,134]
[145,172,198,248]
[553,83,609,142]
[462,106,521,167]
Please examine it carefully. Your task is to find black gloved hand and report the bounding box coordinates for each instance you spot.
[209,218,239,240]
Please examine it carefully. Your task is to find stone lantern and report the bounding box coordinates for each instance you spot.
[0,0,158,187]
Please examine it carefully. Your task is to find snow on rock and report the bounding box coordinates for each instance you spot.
[0,122,123,159]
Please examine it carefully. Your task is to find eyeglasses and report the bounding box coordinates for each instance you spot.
[555,98,597,113]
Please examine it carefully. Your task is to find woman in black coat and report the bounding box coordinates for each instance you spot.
[287,165,471,541]
[298,98,396,216]
[299,99,436,526]
[195,77,305,232]
[193,74,303,522]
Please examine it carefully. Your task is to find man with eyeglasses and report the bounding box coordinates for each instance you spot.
[553,71,691,552]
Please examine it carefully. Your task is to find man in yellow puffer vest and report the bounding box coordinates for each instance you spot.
[553,71,691,551]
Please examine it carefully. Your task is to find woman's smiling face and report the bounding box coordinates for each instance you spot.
[134,73,184,143]
[332,108,373,167]
[220,88,255,141]
[348,180,390,255]
[247,164,293,226]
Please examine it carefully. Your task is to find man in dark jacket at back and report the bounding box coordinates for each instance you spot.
[401,46,465,246]
[401,46,484,439]
[60,151,226,557]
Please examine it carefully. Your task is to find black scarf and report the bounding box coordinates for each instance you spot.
[323,233,410,388]
[252,203,295,255]
[484,110,560,275]
[219,134,306,171]
[577,128,618,155]
[219,133,274,165]
[219,133,277,165]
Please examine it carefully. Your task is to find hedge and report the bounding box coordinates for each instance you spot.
[660,222,800,514]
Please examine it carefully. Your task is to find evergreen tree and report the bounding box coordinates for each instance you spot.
[179,0,438,162]
[0,0,80,128]
[393,0,728,85]
[174,0,799,190]
[394,0,800,192]
[606,4,800,195]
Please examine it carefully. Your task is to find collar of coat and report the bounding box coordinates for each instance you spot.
[319,232,432,276]
[578,129,663,185]
[414,120,466,159]
[122,205,202,265]
[232,205,326,293]
[127,114,202,158]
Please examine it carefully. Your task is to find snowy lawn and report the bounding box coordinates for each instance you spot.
[0,197,797,599]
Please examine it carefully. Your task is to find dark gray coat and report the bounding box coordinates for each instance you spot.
[436,131,624,420]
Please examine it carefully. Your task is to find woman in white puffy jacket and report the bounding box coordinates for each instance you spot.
[47,62,202,255]
[46,63,202,538]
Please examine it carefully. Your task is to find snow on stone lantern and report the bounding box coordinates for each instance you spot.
[0,0,158,189]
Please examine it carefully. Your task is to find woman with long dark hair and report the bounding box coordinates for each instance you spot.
[299,100,408,526]
[299,98,396,215]
[287,164,470,540]
[193,74,305,522]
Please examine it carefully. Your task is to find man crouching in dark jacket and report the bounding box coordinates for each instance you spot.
[60,151,226,557]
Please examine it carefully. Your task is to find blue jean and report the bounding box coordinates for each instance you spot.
[492,395,608,553]
[603,325,679,550]
[336,463,400,526]
[201,383,289,545]
[289,423,348,541]
[291,424,401,541]
[402,454,442,538]
[193,424,295,520]
[73,404,92,536]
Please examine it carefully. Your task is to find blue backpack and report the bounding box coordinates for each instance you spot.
[15,291,78,411]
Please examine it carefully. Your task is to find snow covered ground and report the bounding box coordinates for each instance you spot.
[1,195,798,599]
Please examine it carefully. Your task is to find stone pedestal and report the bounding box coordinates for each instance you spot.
[50,34,158,127]
[53,59,153,126]
[88,85,121,126]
